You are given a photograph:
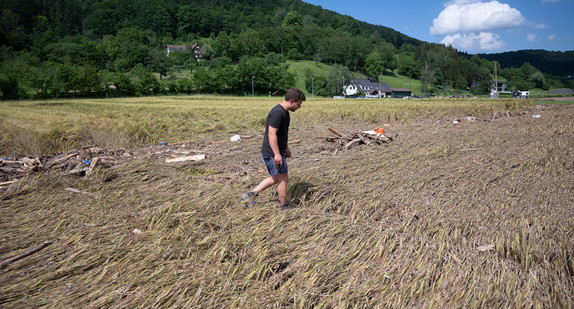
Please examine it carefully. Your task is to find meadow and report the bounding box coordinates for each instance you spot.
[1,96,572,308]
[1,96,529,156]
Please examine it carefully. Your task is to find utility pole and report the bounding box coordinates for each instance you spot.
[494,62,498,98]
[252,76,254,96]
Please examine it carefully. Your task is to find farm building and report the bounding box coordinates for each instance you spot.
[166,44,202,60]
[391,88,412,98]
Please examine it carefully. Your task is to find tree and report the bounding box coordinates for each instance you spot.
[326,64,351,96]
[54,63,81,95]
[419,62,435,95]
[192,67,214,93]
[0,74,24,100]
[27,63,55,97]
[131,64,160,96]
[396,53,419,77]
[528,71,545,89]
[178,78,193,94]
[82,4,120,37]
[282,11,302,27]
[78,65,101,95]
[147,48,172,80]
[113,73,136,96]
[364,52,384,81]
[213,66,237,93]
[380,43,397,73]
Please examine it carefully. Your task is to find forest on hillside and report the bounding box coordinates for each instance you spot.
[477,50,574,78]
[1,0,572,99]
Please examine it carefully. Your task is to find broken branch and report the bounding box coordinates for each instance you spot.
[0,241,53,270]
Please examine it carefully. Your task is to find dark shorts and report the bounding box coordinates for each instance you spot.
[262,155,288,176]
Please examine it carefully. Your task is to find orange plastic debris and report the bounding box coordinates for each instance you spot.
[375,127,385,134]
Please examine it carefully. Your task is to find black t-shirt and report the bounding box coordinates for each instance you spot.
[261,104,290,156]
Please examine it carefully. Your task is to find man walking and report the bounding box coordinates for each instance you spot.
[241,87,306,210]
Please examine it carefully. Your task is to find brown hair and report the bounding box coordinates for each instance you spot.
[285,87,306,102]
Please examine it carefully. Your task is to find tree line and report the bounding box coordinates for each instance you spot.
[1,0,572,100]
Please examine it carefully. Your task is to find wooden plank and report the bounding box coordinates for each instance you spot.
[47,153,77,166]
[165,154,206,163]
[86,157,99,176]
[67,167,89,174]
[327,127,343,137]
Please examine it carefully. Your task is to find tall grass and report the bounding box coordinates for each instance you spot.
[1,96,533,156]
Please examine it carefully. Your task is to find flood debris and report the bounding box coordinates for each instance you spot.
[165,154,206,163]
[0,146,125,185]
[324,127,397,154]
[63,187,98,198]
[0,142,211,188]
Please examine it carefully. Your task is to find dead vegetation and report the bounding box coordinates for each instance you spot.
[1,103,573,308]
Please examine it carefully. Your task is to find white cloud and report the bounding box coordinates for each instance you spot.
[533,23,549,29]
[445,0,481,4]
[430,1,526,36]
[440,32,506,51]
[542,0,558,3]
[526,34,537,42]
[548,34,558,41]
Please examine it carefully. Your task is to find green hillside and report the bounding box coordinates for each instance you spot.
[379,73,422,94]
[1,0,572,100]
[286,60,423,95]
[286,60,366,91]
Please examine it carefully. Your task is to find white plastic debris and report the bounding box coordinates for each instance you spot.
[133,228,142,234]
[362,130,377,135]
[453,120,459,124]
[466,116,476,122]
[532,114,541,118]
[230,134,241,142]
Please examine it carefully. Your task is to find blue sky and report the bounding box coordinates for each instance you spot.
[302,0,574,54]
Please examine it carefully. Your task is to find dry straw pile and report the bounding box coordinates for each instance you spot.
[1,97,573,308]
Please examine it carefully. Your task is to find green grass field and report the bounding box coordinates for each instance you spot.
[379,72,422,94]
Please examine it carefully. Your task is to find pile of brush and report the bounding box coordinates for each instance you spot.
[0,147,130,185]
[324,127,397,154]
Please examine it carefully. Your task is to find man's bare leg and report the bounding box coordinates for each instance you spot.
[275,173,288,205]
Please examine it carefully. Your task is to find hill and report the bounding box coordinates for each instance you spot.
[1,0,573,99]
[477,50,574,77]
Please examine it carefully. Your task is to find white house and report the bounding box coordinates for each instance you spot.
[345,79,392,97]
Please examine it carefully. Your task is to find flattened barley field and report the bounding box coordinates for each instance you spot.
[1,97,573,308]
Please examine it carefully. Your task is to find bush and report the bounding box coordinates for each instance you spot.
[0,75,26,100]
